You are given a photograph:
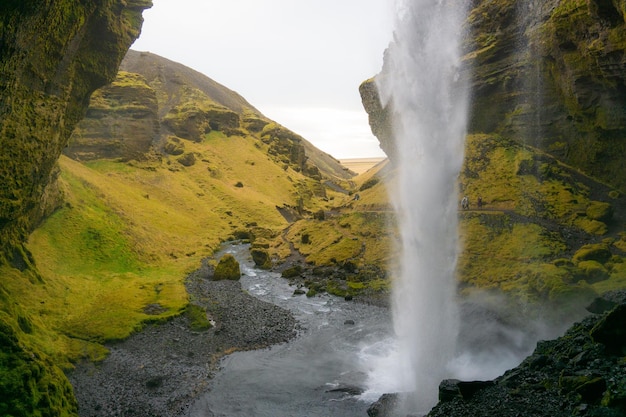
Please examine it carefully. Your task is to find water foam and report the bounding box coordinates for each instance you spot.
[365,0,470,412]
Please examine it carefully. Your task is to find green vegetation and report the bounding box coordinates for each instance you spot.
[213,254,241,280]
[185,304,212,331]
[458,134,626,305]
[4,2,626,413]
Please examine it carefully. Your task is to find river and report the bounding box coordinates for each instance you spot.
[189,244,392,417]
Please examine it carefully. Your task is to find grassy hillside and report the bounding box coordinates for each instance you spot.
[20,121,355,364]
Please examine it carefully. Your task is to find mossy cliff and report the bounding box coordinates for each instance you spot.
[361,1,626,415]
[66,50,352,184]
[361,0,626,190]
[0,1,150,415]
[66,71,159,161]
[359,0,626,307]
[0,0,151,268]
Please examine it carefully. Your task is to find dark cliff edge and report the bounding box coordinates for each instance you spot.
[0,1,151,415]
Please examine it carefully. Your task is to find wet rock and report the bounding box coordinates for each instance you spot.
[590,304,626,356]
[367,393,399,417]
[426,299,626,417]
[439,379,495,402]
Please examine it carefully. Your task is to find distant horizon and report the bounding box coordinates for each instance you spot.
[131,0,392,160]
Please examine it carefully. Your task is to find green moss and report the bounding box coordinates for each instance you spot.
[577,260,609,284]
[574,217,608,235]
[185,304,211,332]
[0,319,78,417]
[586,201,613,222]
[573,243,612,264]
[213,254,240,280]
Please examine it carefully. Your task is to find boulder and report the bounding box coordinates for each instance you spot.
[213,254,241,280]
[367,393,398,417]
[251,248,272,270]
[590,304,626,356]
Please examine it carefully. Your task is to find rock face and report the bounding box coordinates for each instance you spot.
[360,0,626,190]
[65,71,159,161]
[465,0,626,190]
[0,0,152,267]
[426,292,626,417]
[65,50,353,182]
[0,2,150,415]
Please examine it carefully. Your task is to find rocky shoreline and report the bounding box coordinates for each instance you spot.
[68,264,298,417]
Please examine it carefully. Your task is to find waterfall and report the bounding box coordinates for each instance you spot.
[364,0,470,413]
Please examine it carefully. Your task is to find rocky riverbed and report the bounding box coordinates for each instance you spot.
[68,263,298,417]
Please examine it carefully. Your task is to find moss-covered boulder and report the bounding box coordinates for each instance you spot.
[213,254,241,280]
[185,304,212,331]
[282,265,303,278]
[251,248,272,270]
[586,201,613,222]
[177,152,196,167]
[573,243,612,264]
[578,260,610,284]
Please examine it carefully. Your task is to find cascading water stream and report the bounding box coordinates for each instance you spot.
[365,0,470,413]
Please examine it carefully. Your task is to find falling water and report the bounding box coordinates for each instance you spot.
[367,0,470,414]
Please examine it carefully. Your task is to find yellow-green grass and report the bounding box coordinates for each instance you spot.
[458,133,626,300]
[21,129,337,365]
[461,134,594,221]
[459,215,566,288]
[285,210,393,269]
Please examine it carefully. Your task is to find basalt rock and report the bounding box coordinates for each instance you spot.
[360,0,626,190]
[425,292,626,417]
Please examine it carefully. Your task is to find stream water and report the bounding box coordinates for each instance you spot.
[189,244,393,417]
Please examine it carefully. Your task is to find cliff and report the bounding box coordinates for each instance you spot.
[65,50,352,182]
[361,0,626,191]
[0,1,151,415]
[0,0,152,269]
[361,1,626,415]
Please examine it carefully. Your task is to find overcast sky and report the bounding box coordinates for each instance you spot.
[131,0,393,159]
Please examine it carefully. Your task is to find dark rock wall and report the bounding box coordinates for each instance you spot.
[361,0,626,190]
[466,0,626,189]
[0,0,151,267]
[65,71,159,161]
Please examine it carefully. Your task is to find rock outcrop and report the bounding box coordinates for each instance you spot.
[360,0,626,190]
[65,71,159,161]
[0,2,151,415]
[65,50,354,183]
[426,292,626,417]
[0,0,152,268]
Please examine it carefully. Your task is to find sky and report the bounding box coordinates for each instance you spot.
[131,0,394,159]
